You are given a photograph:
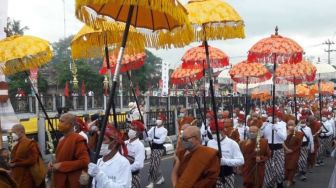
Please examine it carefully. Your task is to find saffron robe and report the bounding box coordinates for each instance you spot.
[240,138,271,188]
[175,146,220,188]
[0,169,17,188]
[308,120,321,166]
[11,137,42,188]
[284,132,304,182]
[177,116,195,132]
[53,132,90,188]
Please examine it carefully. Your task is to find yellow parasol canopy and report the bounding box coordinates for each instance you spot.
[0,35,52,75]
[71,24,145,60]
[186,0,245,41]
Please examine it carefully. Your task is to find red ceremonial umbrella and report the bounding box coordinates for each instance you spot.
[181,45,230,125]
[64,81,69,97]
[230,61,271,138]
[170,65,205,124]
[275,61,316,122]
[247,26,304,145]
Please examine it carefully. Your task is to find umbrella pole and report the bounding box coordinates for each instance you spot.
[24,72,58,143]
[94,5,135,163]
[230,83,234,119]
[204,40,222,157]
[189,80,205,125]
[126,71,151,147]
[294,77,298,124]
[244,77,249,140]
[203,62,207,126]
[271,55,277,146]
[318,74,323,123]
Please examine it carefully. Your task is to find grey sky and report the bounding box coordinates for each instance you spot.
[8,0,336,68]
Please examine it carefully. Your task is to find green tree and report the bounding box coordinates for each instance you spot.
[4,17,29,37]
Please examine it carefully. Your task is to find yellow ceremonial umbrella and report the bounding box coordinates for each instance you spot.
[0,35,57,146]
[75,0,190,162]
[71,24,145,60]
[0,35,52,75]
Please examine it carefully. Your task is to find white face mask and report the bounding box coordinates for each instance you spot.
[99,144,111,156]
[156,120,163,126]
[128,129,137,139]
[322,117,327,122]
[12,133,19,141]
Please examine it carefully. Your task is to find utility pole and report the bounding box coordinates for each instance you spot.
[323,39,336,64]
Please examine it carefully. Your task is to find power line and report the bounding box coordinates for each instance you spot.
[323,39,336,64]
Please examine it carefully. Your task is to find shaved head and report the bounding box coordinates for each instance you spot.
[12,124,25,134]
[60,113,76,127]
[287,120,295,127]
[183,126,201,142]
[249,126,259,133]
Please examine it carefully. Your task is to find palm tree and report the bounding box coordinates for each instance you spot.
[4,17,29,37]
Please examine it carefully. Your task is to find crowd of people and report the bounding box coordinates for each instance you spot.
[0,98,335,188]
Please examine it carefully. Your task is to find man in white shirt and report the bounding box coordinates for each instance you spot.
[318,111,334,166]
[234,113,249,141]
[74,117,89,143]
[262,112,287,188]
[296,116,314,181]
[145,119,168,188]
[126,102,140,123]
[208,124,244,188]
[87,125,132,188]
[125,120,146,188]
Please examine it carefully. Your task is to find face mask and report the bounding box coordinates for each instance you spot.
[248,132,257,140]
[156,120,163,126]
[233,113,237,118]
[99,144,111,156]
[179,113,185,118]
[322,117,327,122]
[182,140,193,150]
[12,133,19,141]
[128,129,137,139]
[299,123,306,127]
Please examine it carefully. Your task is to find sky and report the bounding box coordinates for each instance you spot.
[7,0,336,68]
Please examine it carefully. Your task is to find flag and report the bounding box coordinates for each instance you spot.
[81,81,86,96]
[64,81,69,97]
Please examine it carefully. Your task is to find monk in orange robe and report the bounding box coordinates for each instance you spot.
[307,115,321,170]
[172,126,220,188]
[177,108,195,132]
[284,121,304,187]
[240,126,271,188]
[247,113,263,128]
[10,124,45,188]
[50,113,90,188]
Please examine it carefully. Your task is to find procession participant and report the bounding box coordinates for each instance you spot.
[240,126,271,188]
[88,114,100,153]
[284,121,304,187]
[10,124,46,188]
[74,117,89,143]
[126,102,140,124]
[0,148,10,171]
[262,112,287,188]
[125,120,146,188]
[51,113,90,188]
[173,126,220,188]
[234,113,249,141]
[327,112,335,139]
[222,114,240,143]
[145,119,168,188]
[84,125,132,188]
[177,108,196,132]
[317,110,334,166]
[297,116,314,181]
[208,122,244,188]
[307,115,321,171]
[248,112,263,128]
[0,168,17,188]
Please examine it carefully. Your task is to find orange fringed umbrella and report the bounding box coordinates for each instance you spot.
[170,65,203,85]
[181,45,229,69]
[229,61,272,83]
[275,61,316,84]
[247,28,303,64]
[251,90,271,102]
[100,50,146,74]
[310,82,334,95]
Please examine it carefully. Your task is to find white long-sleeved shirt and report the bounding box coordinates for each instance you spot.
[262,121,287,144]
[327,118,335,137]
[234,124,249,141]
[125,138,145,172]
[147,126,167,144]
[92,152,132,188]
[321,120,334,137]
[78,131,88,143]
[297,125,314,152]
[207,137,244,167]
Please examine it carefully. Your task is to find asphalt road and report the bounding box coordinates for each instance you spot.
[139,155,336,188]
